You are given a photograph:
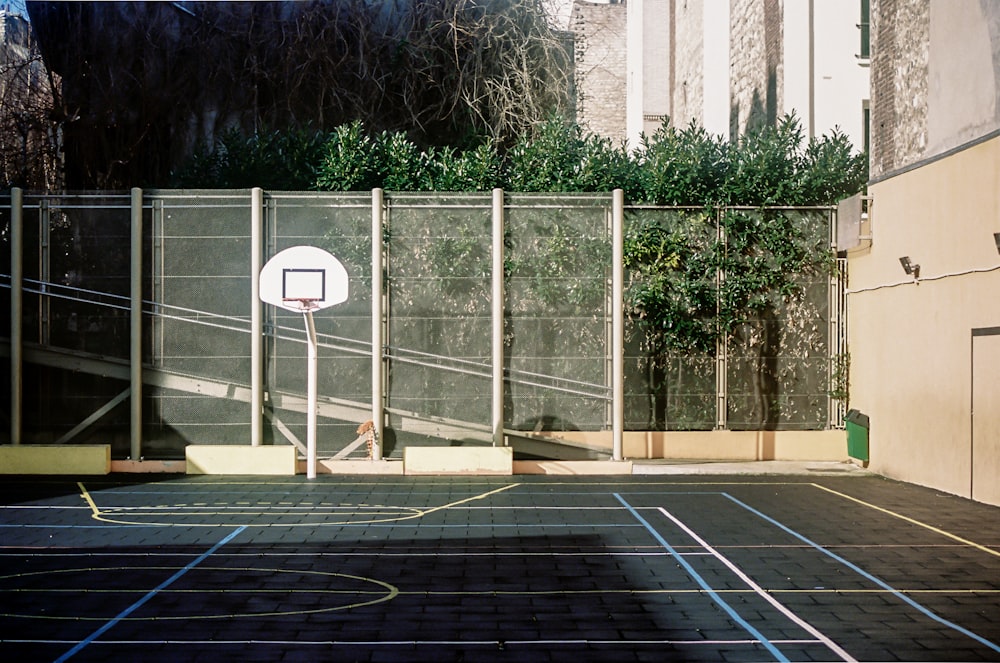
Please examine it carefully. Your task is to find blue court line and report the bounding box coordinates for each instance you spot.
[723,492,1000,656]
[613,493,790,662]
[52,525,247,663]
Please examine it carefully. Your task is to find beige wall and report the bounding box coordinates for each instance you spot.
[926,0,1000,159]
[848,135,1000,505]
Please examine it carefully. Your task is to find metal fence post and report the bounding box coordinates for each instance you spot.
[251,187,263,446]
[716,208,728,430]
[130,187,143,459]
[612,190,624,461]
[492,188,505,448]
[10,187,22,445]
[371,188,385,459]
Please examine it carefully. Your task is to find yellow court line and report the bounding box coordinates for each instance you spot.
[77,482,101,518]
[75,481,521,527]
[415,483,521,517]
[811,483,1000,559]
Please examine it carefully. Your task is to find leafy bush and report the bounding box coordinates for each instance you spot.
[313,121,384,191]
[638,121,729,206]
[173,127,325,189]
[505,114,639,195]
[429,141,506,192]
[178,112,866,204]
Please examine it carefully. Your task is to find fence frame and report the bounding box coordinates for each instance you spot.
[4,188,843,462]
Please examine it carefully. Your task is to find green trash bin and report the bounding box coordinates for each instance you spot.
[845,409,869,462]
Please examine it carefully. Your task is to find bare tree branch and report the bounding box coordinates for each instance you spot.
[24,0,572,188]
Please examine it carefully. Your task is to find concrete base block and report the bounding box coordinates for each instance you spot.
[111,459,186,473]
[404,446,512,475]
[513,460,633,475]
[185,445,297,475]
[543,430,849,462]
[0,444,111,475]
[311,459,404,475]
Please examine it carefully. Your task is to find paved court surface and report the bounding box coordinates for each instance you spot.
[1,472,999,662]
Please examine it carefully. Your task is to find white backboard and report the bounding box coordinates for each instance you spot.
[259,245,349,312]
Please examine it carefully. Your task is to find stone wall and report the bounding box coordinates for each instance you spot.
[670,0,705,129]
[572,0,627,141]
[729,0,782,136]
[641,0,671,135]
[870,0,929,179]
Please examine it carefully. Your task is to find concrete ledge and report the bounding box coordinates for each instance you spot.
[513,460,633,475]
[185,445,297,475]
[0,444,111,475]
[111,459,186,473]
[404,446,512,475]
[632,459,867,476]
[540,430,849,461]
[311,459,404,475]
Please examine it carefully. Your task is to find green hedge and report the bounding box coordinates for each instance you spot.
[174,113,866,207]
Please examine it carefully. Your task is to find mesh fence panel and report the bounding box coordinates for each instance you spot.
[19,194,133,451]
[146,191,253,453]
[623,208,718,430]
[384,193,494,448]
[724,208,833,430]
[505,195,611,432]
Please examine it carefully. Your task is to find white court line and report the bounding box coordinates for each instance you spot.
[656,506,856,662]
[5,637,826,648]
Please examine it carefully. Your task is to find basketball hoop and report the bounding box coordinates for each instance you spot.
[259,246,350,479]
[282,297,321,312]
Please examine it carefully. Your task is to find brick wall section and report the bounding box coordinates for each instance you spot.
[671,0,705,129]
[729,0,783,136]
[572,0,627,141]
[870,0,929,178]
[642,0,671,135]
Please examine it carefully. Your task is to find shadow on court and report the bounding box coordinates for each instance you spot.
[1,473,1000,662]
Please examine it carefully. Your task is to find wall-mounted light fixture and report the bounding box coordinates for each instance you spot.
[993,232,1000,255]
[899,256,920,279]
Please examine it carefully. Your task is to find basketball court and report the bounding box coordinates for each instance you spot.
[2,472,1000,662]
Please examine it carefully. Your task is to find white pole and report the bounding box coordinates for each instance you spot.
[492,188,505,447]
[612,189,624,461]
[251,187,263,446]
[371,188,384,459]
[305,309,318,479]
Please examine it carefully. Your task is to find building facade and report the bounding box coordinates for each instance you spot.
[849,0,1000,506]
[573,0,870,149]
[571,0,628,140]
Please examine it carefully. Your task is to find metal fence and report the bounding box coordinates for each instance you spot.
[1,189,844,461]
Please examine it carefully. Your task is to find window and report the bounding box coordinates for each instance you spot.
[859,0,870,60]
[862,100,870,157]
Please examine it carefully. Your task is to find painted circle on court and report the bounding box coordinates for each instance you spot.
[0,566,398,620]
[91,503,425,527]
